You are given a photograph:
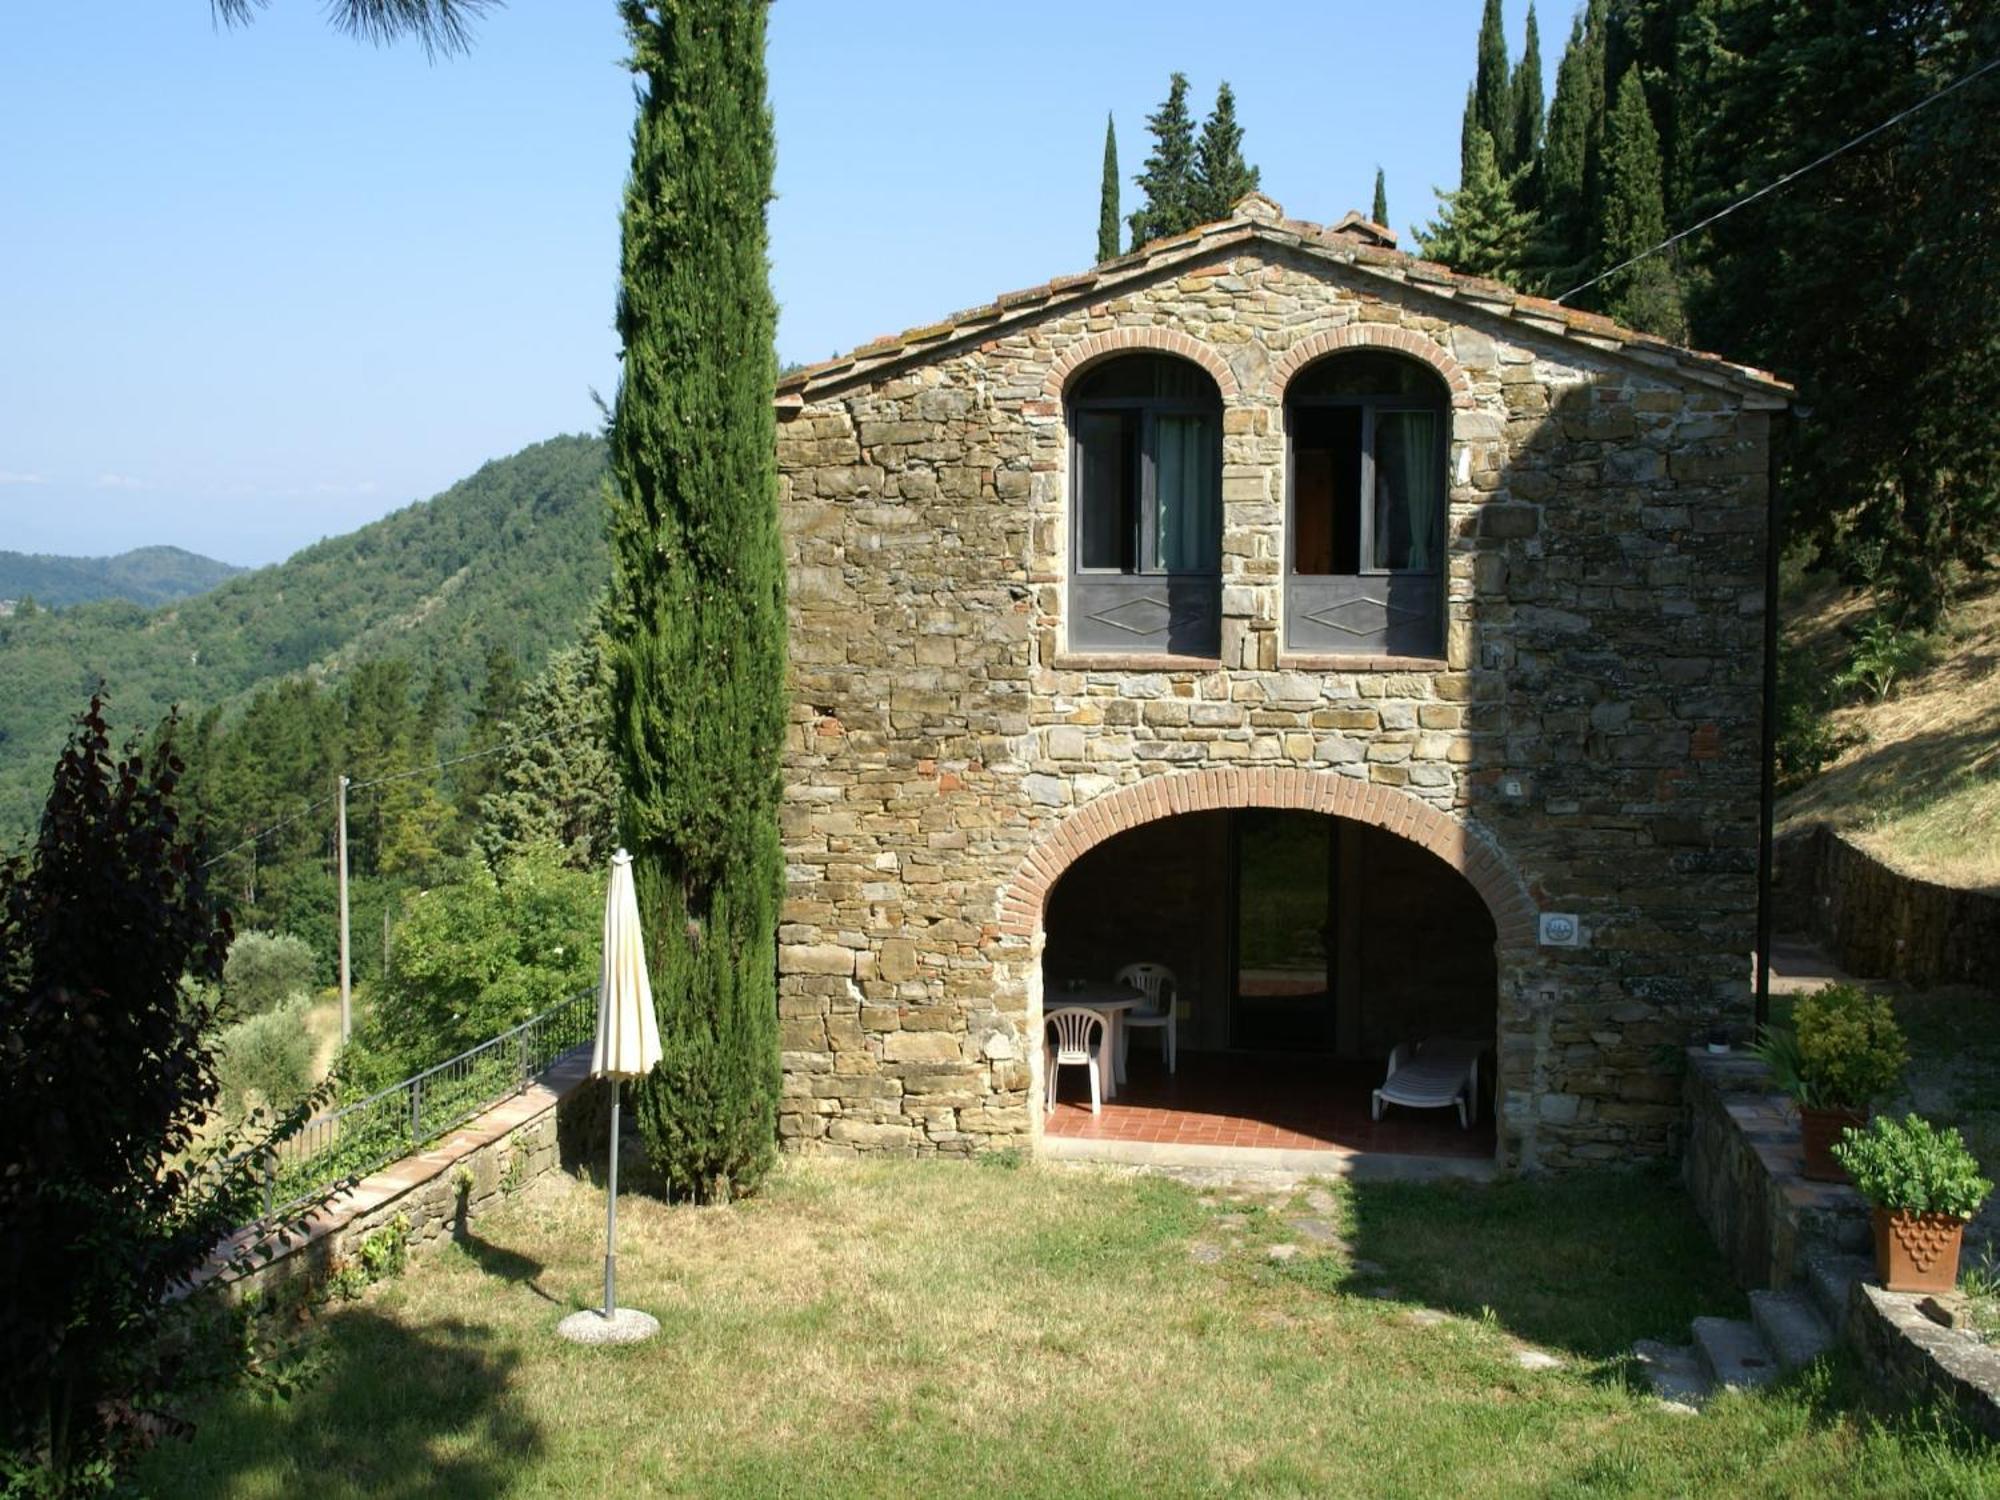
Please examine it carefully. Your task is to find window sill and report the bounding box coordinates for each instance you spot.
[1052,652,1224,672]
[1276,653,1450,672]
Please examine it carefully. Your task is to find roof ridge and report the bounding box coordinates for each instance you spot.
[774,199,1789,404]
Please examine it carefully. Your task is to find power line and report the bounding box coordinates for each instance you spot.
[200,792,338,870]
[346,716,606,793]
[1554,53,2000,306]
[196,714,607,866]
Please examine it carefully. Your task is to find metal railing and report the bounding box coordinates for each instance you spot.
[249,989,596,1222]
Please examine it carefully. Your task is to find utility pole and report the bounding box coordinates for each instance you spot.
[336,773,352,1043]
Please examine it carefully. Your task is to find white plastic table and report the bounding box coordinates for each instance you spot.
[1049,983,1143,1099]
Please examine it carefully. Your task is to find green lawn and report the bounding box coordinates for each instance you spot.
[143,1159,1999,1498]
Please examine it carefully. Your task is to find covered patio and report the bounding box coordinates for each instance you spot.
[1043,1052,1496,1162]
[1038,804,1499,1170]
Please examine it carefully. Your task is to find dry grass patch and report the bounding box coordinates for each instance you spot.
[144,1158,2000,1498]
[1782,575,2000,891]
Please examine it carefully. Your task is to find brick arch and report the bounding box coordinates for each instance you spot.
[1043,327,1240,400]
[998,768,1535,948]
[1267,325,1475,410]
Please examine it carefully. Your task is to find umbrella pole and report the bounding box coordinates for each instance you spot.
[604,1080,620,1319]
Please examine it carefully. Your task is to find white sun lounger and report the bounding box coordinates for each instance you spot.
[1371,1040,1483,1129]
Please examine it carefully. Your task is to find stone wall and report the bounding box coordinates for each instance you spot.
[192,1054,586,1306]
[775,240,1772,1171]
[1681,1048,1868,1290]
[1776,823,2000,988]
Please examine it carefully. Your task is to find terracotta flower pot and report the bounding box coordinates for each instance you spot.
[1799,1105,1867,1182]
[1872,1207,1967,1294]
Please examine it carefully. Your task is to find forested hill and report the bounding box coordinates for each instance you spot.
[0,433,609,839]
[0,545,244,609]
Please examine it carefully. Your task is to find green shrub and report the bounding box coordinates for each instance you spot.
[223,930,317,1019]
[326,1214,411,1301]
[1757,983,1907,1110]
[1774,638,1842,792]
[217,997,315,1116]
[1834,614,1937,702]
[1833,1114,1993,1218]
[343,851,600,1093]
[1796,984,1908,1105]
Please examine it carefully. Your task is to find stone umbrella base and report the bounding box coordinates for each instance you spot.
[556,1307,660,1346]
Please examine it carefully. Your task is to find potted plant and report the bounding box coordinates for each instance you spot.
[1752,983,1907,1181]
[1833,1114,1992,1293]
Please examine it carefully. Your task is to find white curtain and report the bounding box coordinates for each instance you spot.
[1374,410,1440,571]
[1154,414,1218,572]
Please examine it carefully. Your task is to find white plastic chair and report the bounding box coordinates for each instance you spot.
[1043,1006,1108,1115]
[1114,962,1178,1075]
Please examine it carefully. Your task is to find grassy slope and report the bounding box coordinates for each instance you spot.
[0,434,609,840]
[1780,575,2000,892]
[145,1161,1997,1498]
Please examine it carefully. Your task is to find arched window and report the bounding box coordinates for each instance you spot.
[1068,354,1223,655]
[1285,352,1447,656]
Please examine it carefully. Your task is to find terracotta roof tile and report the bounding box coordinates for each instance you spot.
[773,197,1791,401]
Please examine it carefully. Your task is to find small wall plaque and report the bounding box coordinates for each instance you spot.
[1538,912,1582,947]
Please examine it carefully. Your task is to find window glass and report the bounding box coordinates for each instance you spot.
[1372,409,1440,570]
[1290,407,1361,576]
[1073,354,1213,403]
[1153,413,1218,572]
[1290,351,1438,400]
[1076,409,1136,570]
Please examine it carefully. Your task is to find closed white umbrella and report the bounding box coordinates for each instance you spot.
[559,848,663,1346]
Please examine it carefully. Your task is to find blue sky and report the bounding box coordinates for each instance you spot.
[1,2,1565,567]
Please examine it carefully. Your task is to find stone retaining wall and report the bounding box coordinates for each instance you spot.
[191,1050,590,1306]
[1845,1280,2000,1440]
[1775,823,2000,988]
[1681,1048,1867,1289]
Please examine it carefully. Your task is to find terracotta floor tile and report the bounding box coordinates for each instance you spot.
[1045,1053,1494,1160]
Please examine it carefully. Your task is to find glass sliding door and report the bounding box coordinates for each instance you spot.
[1231,810,1337,1051]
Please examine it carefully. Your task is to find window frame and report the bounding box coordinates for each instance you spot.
[1068,390,1222,580]
[1282,354,1451,658]
[1064,354,1225,659]
[1285,389,1447,580]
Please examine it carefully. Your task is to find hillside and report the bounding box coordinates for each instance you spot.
[1779,573,2000,892]
[0,434,610,840]
[0,545,244,610]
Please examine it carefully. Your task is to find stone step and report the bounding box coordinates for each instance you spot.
[1804,1253,1874,1330]
[1692,1315,1782,1390]
[1632,1339,1711,1412]
[1748,1288,1837,1370]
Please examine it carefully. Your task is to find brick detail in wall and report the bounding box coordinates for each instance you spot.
[998,767,1536,947]
[1042,326,1241,399]
[1266,323,1475,408]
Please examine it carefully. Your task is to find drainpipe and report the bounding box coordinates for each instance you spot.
[1753,420,1785,1032]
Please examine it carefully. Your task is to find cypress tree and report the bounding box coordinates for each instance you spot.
[1510,2,1545,194]
[1192,81,1260,222]
[1372,166,1389,228]
[1418,128,1535,284]
[454,644,522,819]
[1597,69,1684,340]
[606,0,784,1202]
[1128,72,1198,245]
[1536,0,1607,293]
[1472,0,1512,174]
[1459,82,1481,189]
[1097,113,1121,262]
[476,639,620,874]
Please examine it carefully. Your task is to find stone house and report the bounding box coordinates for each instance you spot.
[773,193,1789,1173]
